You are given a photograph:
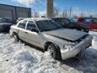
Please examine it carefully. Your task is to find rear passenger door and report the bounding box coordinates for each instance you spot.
[17,20,28,41]
[25,21,42,47]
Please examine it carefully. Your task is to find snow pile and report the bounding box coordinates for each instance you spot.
[0,33,82,73]
[0,33,41,73]
[89,31,97,48]
[7,49,41,73]
[85,31,97,59]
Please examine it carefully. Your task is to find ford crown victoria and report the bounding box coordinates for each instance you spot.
[10,18,92,60]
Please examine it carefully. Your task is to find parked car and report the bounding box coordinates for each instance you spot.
[10,18,92,60]
[52,17,89,32]
[78,17,97,30]
[0,18,14,32]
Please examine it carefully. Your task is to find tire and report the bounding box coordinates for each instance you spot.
[75,50,86,59]
[47,44,61,60]
[13,33,19,42]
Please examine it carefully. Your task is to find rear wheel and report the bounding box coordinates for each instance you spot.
[13,33,19,42]
[47,44,61,60]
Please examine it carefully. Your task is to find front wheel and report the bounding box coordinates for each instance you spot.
[75,50,86,59]
[47,44,61,60]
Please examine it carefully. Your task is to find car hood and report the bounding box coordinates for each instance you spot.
[43,28,88,42]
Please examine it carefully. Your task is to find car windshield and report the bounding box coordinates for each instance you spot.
[85,18,92,23]
[79,18,92,24]
[36,20,63,32]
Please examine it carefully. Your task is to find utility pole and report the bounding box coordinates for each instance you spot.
[46,0,54,18]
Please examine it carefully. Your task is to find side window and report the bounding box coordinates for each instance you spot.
[27,21,37,31]
[18,20,27,29]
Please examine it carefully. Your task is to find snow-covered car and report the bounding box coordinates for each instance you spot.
[10,18,92,60]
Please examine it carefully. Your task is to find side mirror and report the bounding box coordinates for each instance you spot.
[31,28,38,33]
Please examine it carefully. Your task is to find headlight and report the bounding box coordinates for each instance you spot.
[63,41,78,50]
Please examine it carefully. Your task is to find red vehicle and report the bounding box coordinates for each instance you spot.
[78,17,97,30]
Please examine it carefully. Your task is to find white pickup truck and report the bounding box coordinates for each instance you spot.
[10,18,92,60]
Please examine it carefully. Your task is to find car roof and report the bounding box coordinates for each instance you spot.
[23,18,51,21]
[52,17,67,19]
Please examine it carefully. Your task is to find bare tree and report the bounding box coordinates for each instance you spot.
[80,12,84,17]
[69,7,72,17]
[33,11,39,17]
[54,7,60,17]
[62,10,68,18]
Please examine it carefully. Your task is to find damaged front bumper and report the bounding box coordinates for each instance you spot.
[60,35,93,60]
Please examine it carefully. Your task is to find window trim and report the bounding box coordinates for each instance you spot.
[26,20,40,32]
[26,21,36,31]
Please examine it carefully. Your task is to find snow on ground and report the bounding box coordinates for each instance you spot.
[0,31,97,73]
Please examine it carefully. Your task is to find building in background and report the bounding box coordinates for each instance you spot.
[0,4,31,21]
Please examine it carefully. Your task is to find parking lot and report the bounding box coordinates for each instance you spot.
[0,0,97,73]
[0,31,97,73]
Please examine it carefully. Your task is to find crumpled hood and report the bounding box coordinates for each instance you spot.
[43,29,88,42]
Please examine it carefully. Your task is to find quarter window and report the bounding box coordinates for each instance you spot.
[18,20,27,29]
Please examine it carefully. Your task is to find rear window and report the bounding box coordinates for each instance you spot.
[27,21,37,31]
[18,20,27,29]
